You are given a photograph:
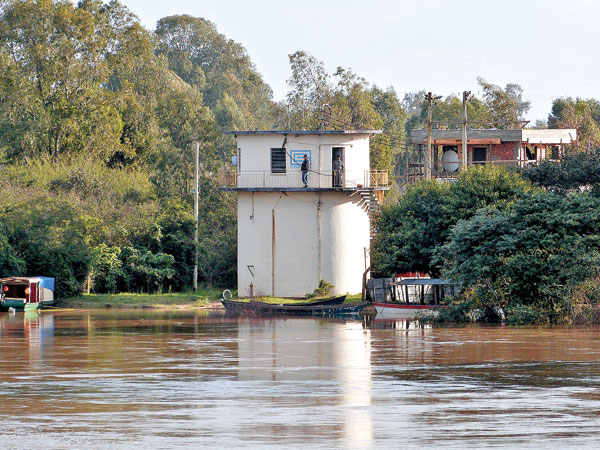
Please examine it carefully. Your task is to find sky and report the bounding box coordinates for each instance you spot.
[118,0,600,123]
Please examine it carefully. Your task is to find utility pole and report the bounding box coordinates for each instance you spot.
[462,91,471,169]
[425,92,433,180]
[193,141,199,291]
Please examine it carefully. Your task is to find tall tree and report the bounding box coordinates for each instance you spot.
[548,97,600,152]
[0,0,127,160]
[477,77,530,127]
[285,50,330,130]
[155,14,275,131]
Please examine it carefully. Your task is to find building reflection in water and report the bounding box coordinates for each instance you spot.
[0,311,55,367]
[236,317,373,447]
[334,321,372,446]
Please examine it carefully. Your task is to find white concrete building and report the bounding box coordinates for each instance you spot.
[222,130,387,298]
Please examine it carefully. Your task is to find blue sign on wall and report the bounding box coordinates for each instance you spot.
[290,150,311,168]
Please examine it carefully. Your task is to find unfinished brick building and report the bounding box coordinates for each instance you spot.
[406,128,577,181]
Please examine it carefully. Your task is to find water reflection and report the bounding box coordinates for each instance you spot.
[0,310,599,449]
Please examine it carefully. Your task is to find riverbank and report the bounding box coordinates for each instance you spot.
[56,290,228,310]
[55,291,364,310]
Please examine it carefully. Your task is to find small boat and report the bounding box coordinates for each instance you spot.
[372,301,440,319]
[0,277,55,312]
[221,295,365,317]
[372,278,456,319]
[248,300,368,318]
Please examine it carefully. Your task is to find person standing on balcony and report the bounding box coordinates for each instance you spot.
[333,155,344,187]
[301,154,310,188]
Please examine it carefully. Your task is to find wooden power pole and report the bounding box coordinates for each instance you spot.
[425,92,433,180]
[193,141,199,291]
[462,91,471,169]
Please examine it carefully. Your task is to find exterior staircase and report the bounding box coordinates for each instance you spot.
[357,189,382,241]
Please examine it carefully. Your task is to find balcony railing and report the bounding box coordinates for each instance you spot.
[219,170,389,189]
[405,159,544,181]
[370,170,389,187]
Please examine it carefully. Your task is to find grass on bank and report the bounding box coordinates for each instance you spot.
[58,289,229,309]
[57,290,364,309]
[231,293,364,304]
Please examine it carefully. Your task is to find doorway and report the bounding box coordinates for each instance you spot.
[332,147,345,187]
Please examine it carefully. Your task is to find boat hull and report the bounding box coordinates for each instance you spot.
[373,302,438,319]
[0,276,55,312]
[0,299,55,312]
[221,296,367,318]
[248,301,367,318]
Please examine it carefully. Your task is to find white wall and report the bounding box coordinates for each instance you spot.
[236,133,372,188]
[237,190,370,297]
[522,129,577,144]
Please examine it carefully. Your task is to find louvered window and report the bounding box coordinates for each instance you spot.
[271,148,286,173]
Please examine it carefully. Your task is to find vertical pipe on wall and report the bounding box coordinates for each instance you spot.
[318,134,323,189]
[272,208,276,297]
[317,192,322,284]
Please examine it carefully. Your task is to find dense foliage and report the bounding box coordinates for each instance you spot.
[522,149,600,195]
[375,164,600,324]
[0,0,271,296]
[373,165,532,277]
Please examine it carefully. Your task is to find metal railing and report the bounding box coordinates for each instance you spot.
[429,159,542,178]
[370,170,389,187]
[219,170,389,189]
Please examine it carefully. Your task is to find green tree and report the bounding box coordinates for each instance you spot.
[89,244,124,293]
[0,0,126,160]
[155,14,274,130]
[441,193,600,320]
[523,149,600,195]
[373,165,533,277]
[373,180,450,277]
[119,247,175,293]
[548,97,600,152]
[477,77,530,127]
[286,50,330,129]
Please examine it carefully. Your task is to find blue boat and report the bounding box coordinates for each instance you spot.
[0,277,55,312]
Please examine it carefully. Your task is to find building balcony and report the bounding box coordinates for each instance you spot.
[219,170,389,191]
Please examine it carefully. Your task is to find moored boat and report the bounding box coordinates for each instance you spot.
[372,301,440,319]
[0,277,55,312]
[247,299,366,318]
[372,278,456,319]
[221,295,363,317]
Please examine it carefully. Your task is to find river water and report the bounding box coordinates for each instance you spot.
[1,310,599,449]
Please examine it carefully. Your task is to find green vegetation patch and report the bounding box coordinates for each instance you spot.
[57,290,225,309]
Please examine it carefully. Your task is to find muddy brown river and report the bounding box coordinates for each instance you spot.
[1,310,599,449]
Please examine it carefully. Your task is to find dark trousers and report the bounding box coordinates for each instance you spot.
[333,170,343,187]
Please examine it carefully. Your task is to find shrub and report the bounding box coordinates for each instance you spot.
[306,280,334,298]
[417,300,476,324]
[504,304,546,325]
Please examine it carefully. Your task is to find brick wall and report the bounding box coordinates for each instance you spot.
[450,143,515,163]
[490,143,514,161]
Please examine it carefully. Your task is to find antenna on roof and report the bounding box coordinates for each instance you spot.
[321,104,331,131]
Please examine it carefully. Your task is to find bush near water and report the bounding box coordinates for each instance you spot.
[375,157,600,325]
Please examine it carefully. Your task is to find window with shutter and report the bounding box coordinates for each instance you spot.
[271,148,286,173]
